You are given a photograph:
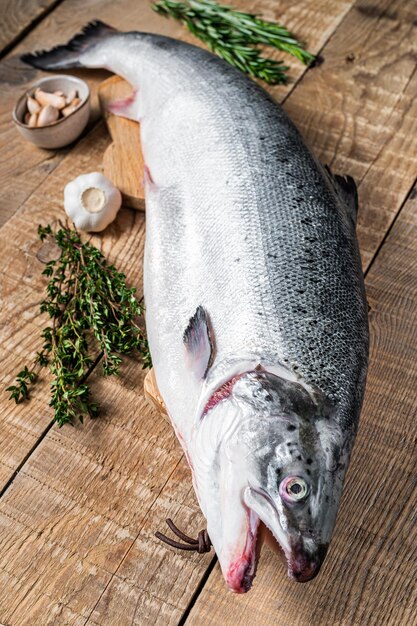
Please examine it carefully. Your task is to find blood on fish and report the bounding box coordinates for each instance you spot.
[107,89,137,114]
[202,367,266,416]
[144,164,155,187]
[202,373,245,416]
[226,514,259,593]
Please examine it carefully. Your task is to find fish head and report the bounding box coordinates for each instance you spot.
[194,370,350,593]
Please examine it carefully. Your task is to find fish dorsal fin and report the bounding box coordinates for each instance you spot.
[323,164,358,226]
[183,306,214,379]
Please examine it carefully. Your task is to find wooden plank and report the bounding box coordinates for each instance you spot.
[0,0,357,514]
[0,124,109,495]
[99,76,145,210]
[283,0,417,269]
[0,0,355,228]
[0,167,213,624]
[0,377,212,625]
[183,203,417,623]
[0,0,63,57]
[0,0,414,623]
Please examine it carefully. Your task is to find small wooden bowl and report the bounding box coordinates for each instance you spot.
[13,75,90,149]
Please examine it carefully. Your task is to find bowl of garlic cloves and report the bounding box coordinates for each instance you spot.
[13,75,90,149]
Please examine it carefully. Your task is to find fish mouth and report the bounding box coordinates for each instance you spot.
[231,487,328,589]
[287,541,328,582]
[224,520,326,593]
[224,513,263,593]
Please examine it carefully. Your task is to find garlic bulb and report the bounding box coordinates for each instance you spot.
[64,172,122,232]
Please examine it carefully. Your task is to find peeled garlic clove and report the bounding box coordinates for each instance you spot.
[28,112,38,127]
[37,105,59,127]
[27,95,41,114]
[64,172,122,232]
[62,98,81,117]
[35,88,66,110]
[66,89,77,105]
[62,105,75,117]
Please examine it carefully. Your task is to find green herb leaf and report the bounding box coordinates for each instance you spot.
[152,0,315,84]
[6,223,151,426]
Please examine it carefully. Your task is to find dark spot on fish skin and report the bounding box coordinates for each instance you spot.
[287,442,292,447]
[307,507,311,515]
[258,311,263,316]
[297,455,302,461]
[287,425,296,432]
[265,394,273,402]
[234,257,240,262]
[306,469,311,476]
[325,495,330,503]
[306,458,313,465]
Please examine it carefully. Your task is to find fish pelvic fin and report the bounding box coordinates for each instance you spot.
[183,306,214,379]
[21,20,118,70]
[107,89,140,121]
[323,164,358,226]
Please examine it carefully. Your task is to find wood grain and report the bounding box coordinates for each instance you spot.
[0,2,358,626]
[144,368,168,420]
[98,76,145,210]
[0,0,359,492]
[0,124,110,496]
[0,0,355,228]
[0,0,416,624]
[0,132,213,624]
[184,185,417,626]
[0,0,62,57]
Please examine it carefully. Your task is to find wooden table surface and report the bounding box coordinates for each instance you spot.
[0,1,416,625]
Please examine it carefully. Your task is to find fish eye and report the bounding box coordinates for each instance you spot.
[279,476,309,503]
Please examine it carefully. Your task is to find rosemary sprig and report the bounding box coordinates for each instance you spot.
[6,223,151,427]
[152,0,315,84]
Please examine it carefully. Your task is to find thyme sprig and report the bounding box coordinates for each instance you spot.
[6,223,151,427]
[152,0,314,84]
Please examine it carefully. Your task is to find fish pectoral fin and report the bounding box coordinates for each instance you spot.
[107,90,140,121]
[323,164,358,226]
[183,306,214,379]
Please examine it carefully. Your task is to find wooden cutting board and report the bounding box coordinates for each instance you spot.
[98,75,145,210]
[99,75,166,416]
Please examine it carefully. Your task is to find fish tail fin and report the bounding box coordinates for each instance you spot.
[21,20,118,70]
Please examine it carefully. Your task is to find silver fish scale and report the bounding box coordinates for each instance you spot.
[133,35,369,433]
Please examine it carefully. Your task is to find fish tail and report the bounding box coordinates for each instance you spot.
[21,20,117,70]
